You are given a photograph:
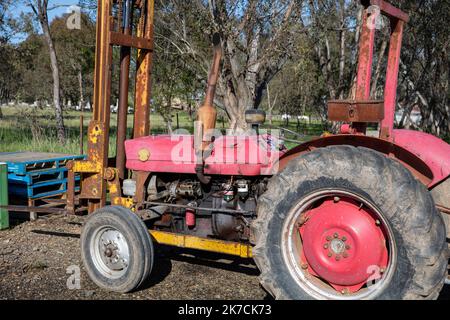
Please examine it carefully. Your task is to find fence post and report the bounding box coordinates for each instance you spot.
[0,162,9,230]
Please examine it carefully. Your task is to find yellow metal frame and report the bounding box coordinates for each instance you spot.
[150,230,253,258]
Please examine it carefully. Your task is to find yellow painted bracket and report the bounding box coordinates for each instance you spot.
[71,160,102,173]
[111,195,134,209]
[150,230,253,258]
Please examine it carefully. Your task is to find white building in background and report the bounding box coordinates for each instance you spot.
[297,115,310,122]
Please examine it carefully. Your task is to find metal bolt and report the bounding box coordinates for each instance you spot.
[323,244,329,249]
[342,236,347,242]
[345,244,351,250]
[335,255,341,261]
[343,252,349,258]
[105,248,113,257]
[334,196,340,203]
[301,264,309,270]
[326,236,332,241]
[380,267,386,274]
[341,288,350,295]
[327,252,333,258]
[375,219,381,226]
[333,233,339,238]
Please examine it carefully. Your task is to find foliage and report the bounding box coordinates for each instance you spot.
[0,0,448,139]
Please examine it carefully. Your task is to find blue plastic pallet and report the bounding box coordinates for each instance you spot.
[0,152,85,200]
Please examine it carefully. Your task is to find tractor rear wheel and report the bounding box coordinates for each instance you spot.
[81,206,154,293]
[252,146,448,300]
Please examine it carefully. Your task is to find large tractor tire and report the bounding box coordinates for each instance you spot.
[81,206,154,293]
[252,146,448,300]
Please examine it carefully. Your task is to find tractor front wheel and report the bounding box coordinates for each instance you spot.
[81,206,154,293]
[252,146,448,300]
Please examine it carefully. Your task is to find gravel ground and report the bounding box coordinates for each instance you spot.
[0,215,268,300]
[0,214,449,300]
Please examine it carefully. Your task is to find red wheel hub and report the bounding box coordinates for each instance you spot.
[299,197,388,293]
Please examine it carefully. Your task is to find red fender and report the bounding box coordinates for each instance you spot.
[279,130,450,188]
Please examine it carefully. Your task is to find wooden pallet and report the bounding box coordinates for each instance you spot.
[0,152,85,220]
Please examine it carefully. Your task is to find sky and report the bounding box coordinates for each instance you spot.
[11,0,82,43]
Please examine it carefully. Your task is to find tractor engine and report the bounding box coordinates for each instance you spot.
[126,175,267,242]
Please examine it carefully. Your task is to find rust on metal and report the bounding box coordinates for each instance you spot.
[104,167,134,209]
[116,0,134,180]
[361,0,410,22]
[328,100,384,122]
[327,1,409,137]
[70,0,115,214]
[197,33,222,150]
[133,0,155,139]
[66,161,76,214]
[134,171,151,207]
[351,6,376,134]
[130,1,155,207]
[0,205,66,215]
[380,18,404,141]
[109,32,153,50]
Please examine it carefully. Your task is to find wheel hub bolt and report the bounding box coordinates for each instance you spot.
[105,248,113,257]
[345,244,351,250]
[323,244,329,249]
[333,233,339,238]
[335,255,341,261]
[327,252,333,258]
[334,197,340,203]
[301,264,309,270]
[375,220,381,226]
[326,235,332,241]
[343,252,349,258]
[341,236,347,241]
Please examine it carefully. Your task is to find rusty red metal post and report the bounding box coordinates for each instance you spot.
[132,0,155,205]
[116,0,133,180]
[132,0,154,139]
[380,18,404,140]
[86,0,113,213]
[352,5,376,134]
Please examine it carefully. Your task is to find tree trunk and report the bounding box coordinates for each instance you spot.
[267,85,278,127]
[371,38,387,98]
[78,68,85,109]
[34,1,65,143]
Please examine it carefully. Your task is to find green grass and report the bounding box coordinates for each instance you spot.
[0,106,196,155]
[0,105,325,155]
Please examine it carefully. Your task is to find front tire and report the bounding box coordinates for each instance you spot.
[81,206,154,293]
[252,146,448,300]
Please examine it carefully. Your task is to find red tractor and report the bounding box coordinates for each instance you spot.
[66,0,450,299]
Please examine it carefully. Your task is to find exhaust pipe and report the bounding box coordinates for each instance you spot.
[195,33,222,184]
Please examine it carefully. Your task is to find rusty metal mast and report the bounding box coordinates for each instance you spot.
[67,0,155,214]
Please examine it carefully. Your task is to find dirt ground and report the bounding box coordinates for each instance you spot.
[0,214,268,300]
[0,214,448,300]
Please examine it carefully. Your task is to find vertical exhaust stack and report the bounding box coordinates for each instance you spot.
[195,33,222,184]
[196,33,222,150]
